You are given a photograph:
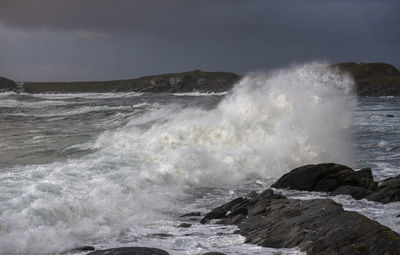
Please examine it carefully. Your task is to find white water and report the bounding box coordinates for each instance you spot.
[0,63,357,254]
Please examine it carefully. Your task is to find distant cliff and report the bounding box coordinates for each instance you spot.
[22,70,240,93]
[0,76,17,92]
[331,62,400,96]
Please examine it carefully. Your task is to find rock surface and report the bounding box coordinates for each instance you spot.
[272,163,400,204]
[271,163,378,192]
[201,189,400,255]
[87,247,169,255]
[366,175,400,203]
[0,76,17,92]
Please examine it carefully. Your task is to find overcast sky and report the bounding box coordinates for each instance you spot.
[0,0,399,81]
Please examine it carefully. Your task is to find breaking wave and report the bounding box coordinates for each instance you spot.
[0,63,356,254]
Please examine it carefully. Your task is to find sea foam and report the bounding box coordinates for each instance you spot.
[0,63,356,254]
[96,62,356,183]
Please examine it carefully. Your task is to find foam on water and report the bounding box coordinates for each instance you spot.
[172,92,228,96]
[0,63,355,254]
[95,62,356,183]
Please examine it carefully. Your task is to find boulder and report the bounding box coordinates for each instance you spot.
[178,223,192,228]
[201,189,400,255]
[87,247,169,255]
[331,185,374,199]
[272,163,400,204]
[366,175,400,203]
[271,163,378,192]
[200,197,244,224]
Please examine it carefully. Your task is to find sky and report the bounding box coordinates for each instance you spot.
[0,0,399,82]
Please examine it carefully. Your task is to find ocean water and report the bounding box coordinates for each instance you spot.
[0,63,399,255]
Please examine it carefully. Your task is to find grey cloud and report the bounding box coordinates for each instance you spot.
[0,0,399,81]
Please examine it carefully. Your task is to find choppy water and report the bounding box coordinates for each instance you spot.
[0,63,399,255]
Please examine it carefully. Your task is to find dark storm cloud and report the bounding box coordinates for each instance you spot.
[0,0,399,81]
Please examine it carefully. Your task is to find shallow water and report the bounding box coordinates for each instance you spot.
[0,64,399,255]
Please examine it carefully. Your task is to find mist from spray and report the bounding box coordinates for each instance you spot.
[0,63,356,254]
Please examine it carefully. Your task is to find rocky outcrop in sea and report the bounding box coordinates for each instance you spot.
[199,163,400,255]
[272,163,400,203]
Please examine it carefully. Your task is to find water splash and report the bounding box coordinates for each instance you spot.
[0,62,356,254]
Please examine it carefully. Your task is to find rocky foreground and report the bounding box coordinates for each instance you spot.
[72,163,400,255]
[199,163,400,255]
[1,62,399,96]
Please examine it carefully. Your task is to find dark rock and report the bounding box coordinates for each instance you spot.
[273,163,400,204]
[179,212,201,218]
[379,175,400,189]
[178,223,192,228]
[203,189,400,255]
[247,191,257,198]
[60,246,95,254]
[74,246,95,251]
[385,114,395,117]
[149,233,174,239]
[87,247,169,255]
[203,252,226,255]
[332,185,374,199]
[366,175,400,203]
[0,76,17,92]
[200,197,244,224]
[331,185,373,199]
[272,163,378,192]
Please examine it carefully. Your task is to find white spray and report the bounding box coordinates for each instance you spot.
[0,63,356,254]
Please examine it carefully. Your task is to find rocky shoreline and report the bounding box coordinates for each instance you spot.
[198,163,400,255]
[68,163,400,255]
[1,62,399,96]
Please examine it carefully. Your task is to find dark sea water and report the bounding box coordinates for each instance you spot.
[0,64,399,255]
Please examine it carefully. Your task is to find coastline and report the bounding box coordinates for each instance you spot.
[1,62,399,96]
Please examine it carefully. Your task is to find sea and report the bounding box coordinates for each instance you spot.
[0,63,399,255]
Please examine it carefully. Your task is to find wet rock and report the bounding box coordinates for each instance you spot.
[200,197,244,224]
[202,189,400,255]
[366,175,400,203]
[385,114,395,117]
[178,223,192,228]
[87,247,169,255]
[60,246,95,254]
[73,246,95,251]
[332,185,374,199]
[247,191,257,198]
[203,252,226,255]
[179,212,201,218]
[272,163,400,204]
[149,233,174,239]
[272,163,378,192]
